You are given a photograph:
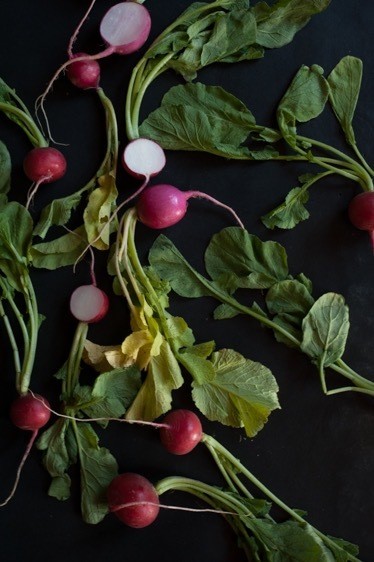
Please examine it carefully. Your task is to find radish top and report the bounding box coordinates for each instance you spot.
[100,2,151,55]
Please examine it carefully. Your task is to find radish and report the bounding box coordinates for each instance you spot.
[122,138,166,179]
[100,2,151,56]
[107,473,160,528]
[23,147,67,209]
[66,52,100,89]
[69,285,109,323]
[348,191,374,249]
[1,394,51,507]
[136,184,245,229]
[160,410,203,455]
[10,394,51,431]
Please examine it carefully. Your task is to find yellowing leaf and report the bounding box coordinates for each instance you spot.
[83,172,118,249]
[83,340,124,373]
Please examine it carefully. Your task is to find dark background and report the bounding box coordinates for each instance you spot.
[0,1,373,560]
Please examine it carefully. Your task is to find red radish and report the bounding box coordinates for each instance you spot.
[348,191,374,249]
[10,394,51,431]
[160,410,202,455]
[70,285,109,323]
[1,394,51,507]
[66,52,100,89]
[107,473,160,528]
[122,138,166,179]
[100,2,151,55]
[136,184,245,230]
[23,147,67,209]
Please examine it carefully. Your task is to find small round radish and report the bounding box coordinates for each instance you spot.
[23,147,66,184]
[10,394,51,431]
[66,52,100,89]
[122,138,166,179]
[160,410,203,455]
[107,473,160,528]
[70,285,109,323]
[136,184,245,229]
[100,2,151,55]
[348,191,374,248]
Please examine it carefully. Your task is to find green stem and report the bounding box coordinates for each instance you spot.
[0,299,21,378]
[18,274,39,395]
[65,322,88,396]
[351,143,374,177]
[0,102,47,147]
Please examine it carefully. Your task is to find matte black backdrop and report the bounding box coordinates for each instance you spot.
[0,1,373,561]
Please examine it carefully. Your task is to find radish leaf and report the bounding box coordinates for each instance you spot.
[0,140,11,194]
[31,226,87,269]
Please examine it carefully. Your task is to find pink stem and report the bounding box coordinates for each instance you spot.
[111,501,237,517]
[370,230,374,254]
[0,430,38,507]
[68,0,98,58]
[26,177,50,210]
[186,191,245,229]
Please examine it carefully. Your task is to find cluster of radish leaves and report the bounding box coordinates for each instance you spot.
[138,57,374,240]
[126,0,331,138]
[147,227,374,397]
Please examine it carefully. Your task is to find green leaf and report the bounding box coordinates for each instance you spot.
[140,82,255,155]
[328,56,362,146]
[165,315,195,349]
[75,423,118,524]
[249,519,335,561]
[325,535,360,561]
[83,366,142,421]
[254,0,331,49]
[0,201,33,261]
[191,348,279,437]
[125,341,184,421]
[0,140,11,194]
[277,65,329,147]
[31,226,87,270]
[213,303,240,320]
[83,172,118,249]
[34,191,84,239]
[37,419,73,501]
[205,227,289,290]
[183,340,216,358]
[149,235,215,298]
[262,186,310,229]
[301,293,350,367]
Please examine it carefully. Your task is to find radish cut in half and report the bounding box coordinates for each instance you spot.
[70,285,109,323]
[122,138,166,179]
[100,2,151,55]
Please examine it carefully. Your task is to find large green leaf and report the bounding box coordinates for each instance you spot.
[0,201,33,261]
[31,226,87,270]
[34,191,84,239]
[0,140,11,194]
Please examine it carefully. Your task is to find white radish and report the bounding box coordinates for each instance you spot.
[100,2,152,55]
[70,285,109,323]
[122,138,166,179]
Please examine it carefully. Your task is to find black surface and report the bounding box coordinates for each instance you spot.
[0,1,373,561]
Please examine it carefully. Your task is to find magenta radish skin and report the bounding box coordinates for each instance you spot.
[160,410,203,455]
[107,473,160,528]
[23,147,67,184]
[348,192,374,231]
[70,285,109,323]
[137,184,188,229]
[66,52,100,89]
[122,138,166,179]
[10,394,51,431]
[100,2,151,55]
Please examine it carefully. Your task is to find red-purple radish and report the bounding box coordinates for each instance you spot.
[67,52,100,89]
[107,473,160,528]
[10,394,51,431]
[122,138,166,179]
[100,2,151,55]
[70,285,109,323]
[160,410,203,455]
[136,184,245,229]
[348,191,374,248]
[23,147,66,184]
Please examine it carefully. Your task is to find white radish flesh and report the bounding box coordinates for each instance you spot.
[122,138,166,178]
[100,2,151,55]
[70,285,109,323]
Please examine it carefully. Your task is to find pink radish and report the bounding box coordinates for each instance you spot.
[107,473,160,528]
[136,184,245,230]
[122,138,166,179]
[66,52,100,89]
[1,394,51,507]
[23,147,67,209]
[348,191,374,249]
[70,285,109,323]
[160,410,202,455]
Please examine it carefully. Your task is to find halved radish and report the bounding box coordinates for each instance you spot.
[122,138,166,179]
[70,285,109,323]
[100,2,152,55]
